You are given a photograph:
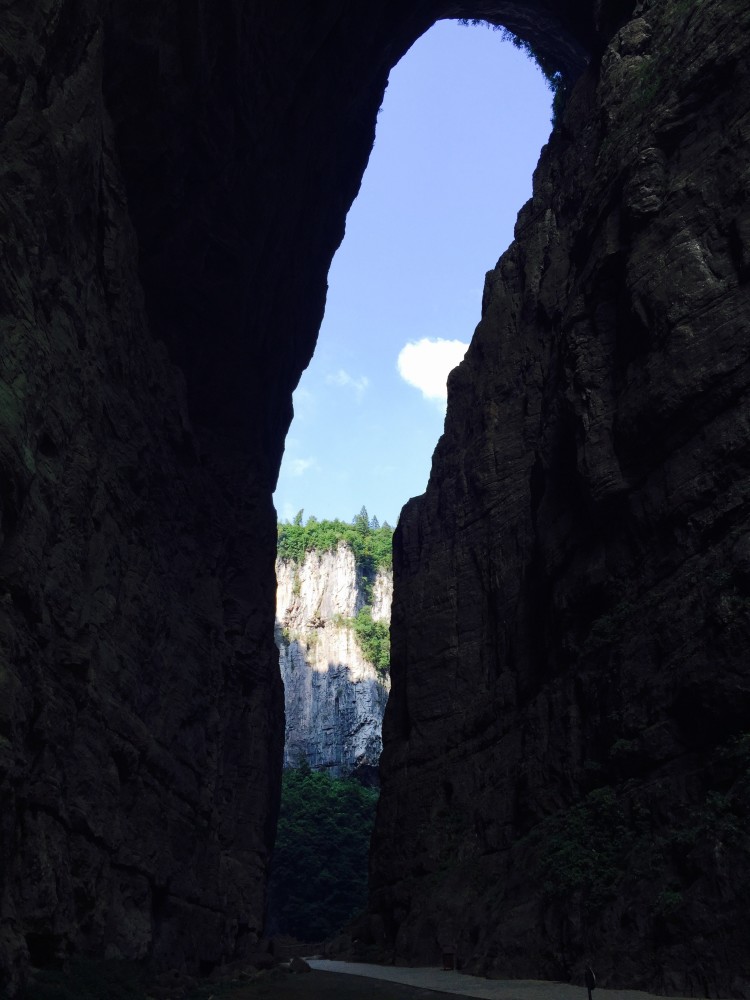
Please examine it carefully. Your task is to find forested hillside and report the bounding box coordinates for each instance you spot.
[277,507,393,572]
[266,766,378,940]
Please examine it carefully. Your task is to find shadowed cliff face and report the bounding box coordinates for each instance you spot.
[0,0,598,992]
[0,5,285,977]
[1,0,748,995]
[372,0,750,995]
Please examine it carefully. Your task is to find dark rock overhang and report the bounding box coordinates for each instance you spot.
[101,0,615,472]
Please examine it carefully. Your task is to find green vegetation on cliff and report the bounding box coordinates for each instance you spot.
[352,606,390,678]
[277,507,393,572]
[537,733,750,920]
[458,19,569,122]
[278,507,392,678]
[267,765,379,940]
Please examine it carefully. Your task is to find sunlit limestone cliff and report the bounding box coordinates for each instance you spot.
[275,543,390,779]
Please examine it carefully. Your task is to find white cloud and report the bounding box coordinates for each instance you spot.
[396,338,469,404]
[288,457,317,477]
[325,369,369,400]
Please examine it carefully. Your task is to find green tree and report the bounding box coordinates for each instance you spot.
[351,606,390,678]
[277,512,394,571]
[353,505,369,535]
[267,769,379,940]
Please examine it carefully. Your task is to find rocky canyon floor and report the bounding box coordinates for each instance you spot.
[24,962,698,1000]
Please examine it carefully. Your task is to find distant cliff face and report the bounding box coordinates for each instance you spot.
[276,544,390,778]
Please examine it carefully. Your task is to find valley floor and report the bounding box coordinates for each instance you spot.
[307,962,696,1000]
[21,960,703,1000]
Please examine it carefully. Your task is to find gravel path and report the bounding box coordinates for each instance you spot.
[308,961,693,1000]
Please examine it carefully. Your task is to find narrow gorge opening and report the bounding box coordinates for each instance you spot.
[268,18,553,944]
[9,0,749,991]
[274,18,553,529]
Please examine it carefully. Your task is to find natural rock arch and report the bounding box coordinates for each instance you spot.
[103,0,601,463]
[1,0,749,996]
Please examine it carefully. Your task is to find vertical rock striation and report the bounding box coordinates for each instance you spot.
[0,2,285,991]
[276,544,390,779]
[2,0,748,994]
[372,0,750,995]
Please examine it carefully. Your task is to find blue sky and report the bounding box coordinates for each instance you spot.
[274,19,552,528]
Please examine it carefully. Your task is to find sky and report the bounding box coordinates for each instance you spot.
[273,19,552,528]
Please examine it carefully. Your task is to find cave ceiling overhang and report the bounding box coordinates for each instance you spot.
[104,0,627,460]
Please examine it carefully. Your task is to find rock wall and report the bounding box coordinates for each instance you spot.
[0,0,427,986]
[0,3,287,993]
[276,544,390,779]
[371,0,750,996]
[2,0,748,995]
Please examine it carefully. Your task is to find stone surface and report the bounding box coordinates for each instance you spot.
[1,0,748,996]
[0,1,286,993]
[276,544,390,777]
[371,0,750,996]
